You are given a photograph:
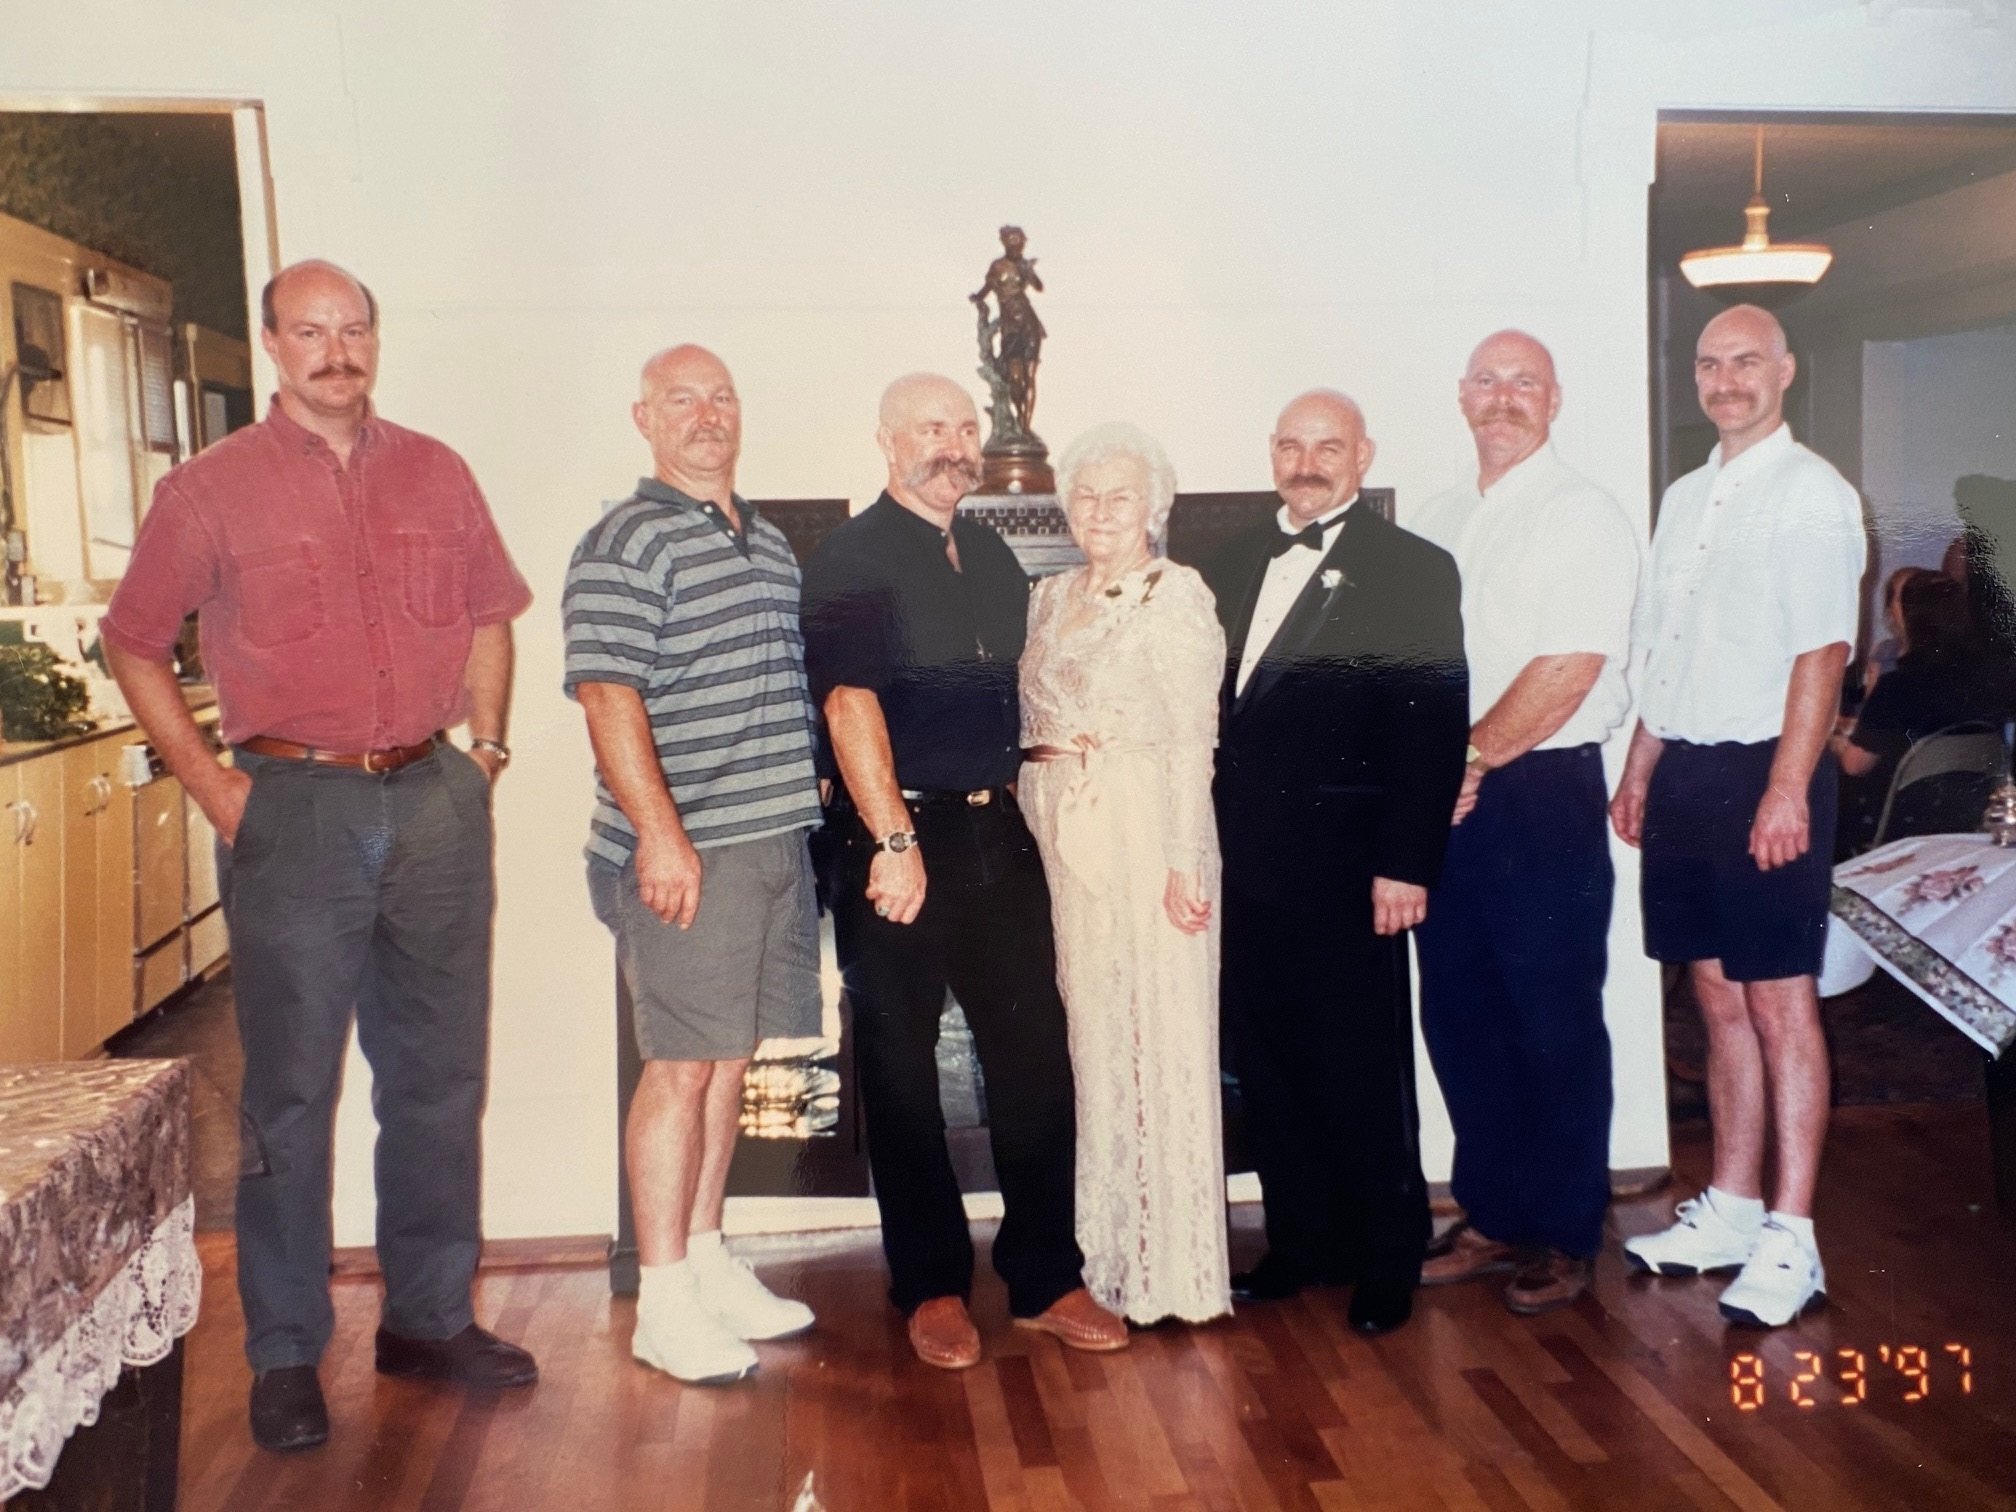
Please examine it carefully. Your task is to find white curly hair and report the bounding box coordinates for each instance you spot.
[1055,422,1179,546]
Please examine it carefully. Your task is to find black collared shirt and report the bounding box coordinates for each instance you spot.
[801,492,1030,791]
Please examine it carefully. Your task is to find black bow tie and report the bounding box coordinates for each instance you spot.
[1269,517,1339,558]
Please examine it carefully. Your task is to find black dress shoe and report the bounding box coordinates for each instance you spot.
[249,1365,329,1452]
[1347,1280,1414,1337]
[375,1323,539,1388]
[1231,1254,1355,1302]
[1230,1254,1311,1302]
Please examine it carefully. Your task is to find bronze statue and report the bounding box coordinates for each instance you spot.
[969,225,1054,494]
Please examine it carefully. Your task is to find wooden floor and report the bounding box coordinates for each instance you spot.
[174,1104,2016,1512]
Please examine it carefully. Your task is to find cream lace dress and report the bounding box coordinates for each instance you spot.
[1018,559,1231,1324]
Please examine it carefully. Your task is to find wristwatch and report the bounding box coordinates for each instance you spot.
[470,737,511,767]
[874,830,919,854]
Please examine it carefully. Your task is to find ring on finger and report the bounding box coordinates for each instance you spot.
[875,901,890,917]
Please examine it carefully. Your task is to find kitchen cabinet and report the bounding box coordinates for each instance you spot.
[1,697,227,1063]
[0,760,64,1063]
[59,736,137,1056]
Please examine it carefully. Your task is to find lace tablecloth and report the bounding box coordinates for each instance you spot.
[1826,834,2016,1057]
[0,1060,200,1499]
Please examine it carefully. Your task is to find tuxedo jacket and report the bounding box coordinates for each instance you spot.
[1204,503,1469,903]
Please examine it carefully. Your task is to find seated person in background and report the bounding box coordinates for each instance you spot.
[1857,565,1920,699]
[1833,569,2006,853]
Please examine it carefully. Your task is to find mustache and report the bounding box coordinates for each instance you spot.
[310,362,368,380]
[919,454,980,483]
[688,426,732,443]
[1285,473,1336,491]
[1478,406,1534,425]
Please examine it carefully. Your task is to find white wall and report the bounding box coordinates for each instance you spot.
[7,0,2015,1244]
[1862,321,2016,606]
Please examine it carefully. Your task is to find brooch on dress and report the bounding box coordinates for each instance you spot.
[1103,568,1164,604]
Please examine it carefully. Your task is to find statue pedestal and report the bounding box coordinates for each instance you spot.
[958,493,1081,578]
[979,440,1054,497]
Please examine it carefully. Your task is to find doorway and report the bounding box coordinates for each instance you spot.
[0,99,276,606]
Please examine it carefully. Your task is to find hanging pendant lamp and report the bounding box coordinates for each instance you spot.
[1679,127,1833,301]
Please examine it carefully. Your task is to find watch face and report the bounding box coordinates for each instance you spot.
[888,832,914,852]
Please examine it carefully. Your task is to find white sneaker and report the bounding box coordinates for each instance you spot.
[1717,1221,1826,1328]
[633,1271,759,1384]
[689,1243,815,1341]
[1623,1194,1759,1276]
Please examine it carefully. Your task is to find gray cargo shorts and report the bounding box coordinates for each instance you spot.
[588,827,821,1062]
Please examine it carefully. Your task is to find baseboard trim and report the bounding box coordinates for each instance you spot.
[331,1234,609,1277]
[328,1166,1670,1276]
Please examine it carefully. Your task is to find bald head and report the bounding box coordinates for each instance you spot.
[261,259,375,333]
[1459,329,1561,487]
[640,343,732,402]
[1468,330,1556,386]
[632,342,740,495]
[1271,389,1375,526]
[880,372,976,432]
[1694,303,1796,456]
[1276,388,1365,439]
[878,373,982,521]
[1700,303,1788,360]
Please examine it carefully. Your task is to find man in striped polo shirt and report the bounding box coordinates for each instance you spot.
[563,345,823,1384]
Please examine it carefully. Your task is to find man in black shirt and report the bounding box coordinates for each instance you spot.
[802,373,1124,1370]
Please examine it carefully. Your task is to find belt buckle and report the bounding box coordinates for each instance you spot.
[965,789,991,807]
[364,749,391,774]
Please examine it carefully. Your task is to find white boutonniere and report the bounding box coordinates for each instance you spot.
[1320,568,1346,592]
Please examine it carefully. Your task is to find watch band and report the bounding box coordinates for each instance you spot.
[874,830,919,854]
[470,737,511,766]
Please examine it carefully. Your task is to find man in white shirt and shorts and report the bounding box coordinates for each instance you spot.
[1611,304,1866,1328]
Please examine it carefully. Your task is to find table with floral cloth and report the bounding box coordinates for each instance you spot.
[0,1060,199,1505]
[1826,834,2016,1055]
[1825,834,2016,1211]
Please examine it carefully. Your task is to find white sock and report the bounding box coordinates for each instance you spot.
[1767,1212,1816,1248]
[1705,1187,1764,1231]
[687,1230,725,1259]
[638,1261,691,1314]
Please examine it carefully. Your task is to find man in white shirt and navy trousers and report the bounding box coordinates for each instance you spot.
[1612,304,1866,1328]
[1411,331,1640,1315]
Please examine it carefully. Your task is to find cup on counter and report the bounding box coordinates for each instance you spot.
[119,742,155,787]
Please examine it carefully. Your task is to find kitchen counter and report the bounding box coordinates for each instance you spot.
[0,686,216,771]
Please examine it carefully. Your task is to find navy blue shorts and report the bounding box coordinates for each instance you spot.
[1640,739,1836,983]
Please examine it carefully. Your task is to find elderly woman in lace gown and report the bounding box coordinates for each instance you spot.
[1018,423,1230,1324]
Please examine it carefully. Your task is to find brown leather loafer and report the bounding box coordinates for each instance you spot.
[1013,1287,1129,1353]
[907,1296,982,1370]
[1420,1221,1520,1287]
[1503,1251,1591,1315]
[374,1323,538,1388]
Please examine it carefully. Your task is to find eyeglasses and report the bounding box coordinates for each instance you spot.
[1066,489,1147,513]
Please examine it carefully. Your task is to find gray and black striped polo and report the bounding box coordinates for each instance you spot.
[562,477,822,866]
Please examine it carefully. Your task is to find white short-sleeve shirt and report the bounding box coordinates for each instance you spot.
[1410,444,1640,749]
[1633,423,1866,745]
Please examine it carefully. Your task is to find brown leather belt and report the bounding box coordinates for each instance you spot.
[1022,745,1079,763]
[239,734,441,774]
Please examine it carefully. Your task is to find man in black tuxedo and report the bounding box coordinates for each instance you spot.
[1206,388,1468,1336]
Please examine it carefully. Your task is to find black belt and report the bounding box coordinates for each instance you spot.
[899,786,1008,808]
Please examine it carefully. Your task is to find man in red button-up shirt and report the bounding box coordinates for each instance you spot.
[105,260,537,1453]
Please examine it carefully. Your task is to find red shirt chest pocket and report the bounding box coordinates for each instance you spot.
[231,542,326,649]
[395,528,470,627]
